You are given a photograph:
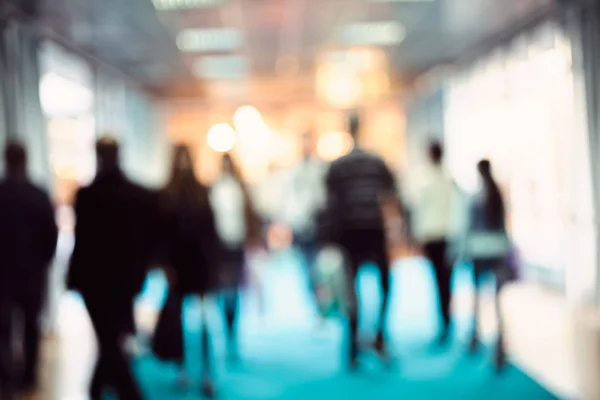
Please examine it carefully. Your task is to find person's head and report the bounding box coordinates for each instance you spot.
[476,158,504,225]
[95,137,120,174]
[301,131,316,159]
[172,145,193,174]
[348,112,361,140]
[222,153,233,173]
[165,144,207,206]
[477,159,493,182]
[4,141,27,178]
[428,141,443,165]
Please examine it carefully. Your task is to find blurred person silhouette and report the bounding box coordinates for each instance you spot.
[282,131,328,316]
[0,141,58,397]
[462,159,510,371]
[66,137,158,400]
[325,112,403,369]
[151,145,221,397]
[253,162,286,234]
[411,141,458,345]
[209,153,262,364]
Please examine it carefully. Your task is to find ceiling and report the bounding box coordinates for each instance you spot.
[29,0,555,97]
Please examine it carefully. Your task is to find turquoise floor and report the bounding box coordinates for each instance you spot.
[133,252,558,400]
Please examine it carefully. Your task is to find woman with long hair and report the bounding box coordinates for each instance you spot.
[464,159,510,371]
[153,145,221,397]
[209,153,262,362]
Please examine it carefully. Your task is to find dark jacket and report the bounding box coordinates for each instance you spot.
[469,193,506,233]
[326,148,398,232]
[160,183,222,296]
[0,177,58,299]
[67,170,159,300]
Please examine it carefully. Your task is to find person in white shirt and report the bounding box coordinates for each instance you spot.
[282,132,328,303]
[210,154,261,363]
[252,163,286,230]
[411,141,460,345]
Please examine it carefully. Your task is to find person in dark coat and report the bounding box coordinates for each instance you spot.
[66,137,158,400]
[153,145,221,397]
[0,141,58,397]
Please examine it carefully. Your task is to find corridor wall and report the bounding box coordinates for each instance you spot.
[440,21,595,301]
[565,0,600,305]
[94,68,169,188]
[405,88,445,168]
[39,42,96,205]
[0,19,50,188]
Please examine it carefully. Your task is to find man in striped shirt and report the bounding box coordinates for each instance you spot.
[325,113,402,369]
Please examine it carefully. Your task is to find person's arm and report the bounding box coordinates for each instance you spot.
[378,159,406,219]
[38,191,59,266]
[324,162,337,205]
[66,189,86,290]
[238,179,263,248]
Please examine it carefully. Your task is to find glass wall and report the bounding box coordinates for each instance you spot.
[95,68,168,188]
[39,42,96,206]
[443,22,595,289]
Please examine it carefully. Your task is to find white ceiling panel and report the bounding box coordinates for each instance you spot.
[32,0,557,91]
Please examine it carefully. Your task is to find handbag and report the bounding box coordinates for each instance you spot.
[313,246,348,317]
[464,230,511,259]
[506,245,521,282]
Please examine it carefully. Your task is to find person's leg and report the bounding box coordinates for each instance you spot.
[426,241,452,341]
[305,239,319,291]
[0,298,14,398]
[223,288,239,363]
[20,296,42,389]
[342,251,361,369]
[494,265,508,371]
[374,245,391,360]
[85,299,143,400]
[469,264,482,353]
[199,296,215,397]
[223,249,244,361]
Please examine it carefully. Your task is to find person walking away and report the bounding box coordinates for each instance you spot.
[282,131,328,313]
[0,142,58,397]
[156,145,222,397]
[410,141,459,345]
[209,153,261,364]
[66,138,158,400]
[325,113,403,369]
[462,159,511,371]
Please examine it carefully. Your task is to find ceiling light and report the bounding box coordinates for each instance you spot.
[322,49,386,72]
[207,123,237,153]
[369,0,434,3]
[317,66,363,109]
[176,28,243,52]
[151,0,226,11]
[233,106,263,134]
[193,56,249,79]
[340,21,406,46]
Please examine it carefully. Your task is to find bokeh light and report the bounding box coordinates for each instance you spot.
[233,105,264,135]
[317,131,354,161]
[317,66,363,109]
[207,123,237,153]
